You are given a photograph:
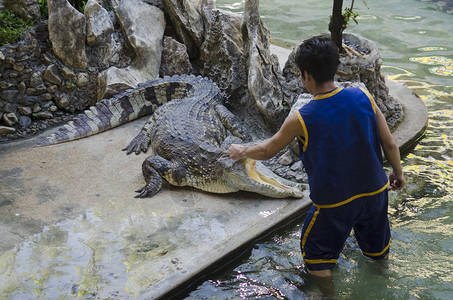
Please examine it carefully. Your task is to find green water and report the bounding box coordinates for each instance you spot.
[188,0,453,299]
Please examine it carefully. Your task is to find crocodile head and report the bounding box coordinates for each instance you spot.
[220,157,305,198]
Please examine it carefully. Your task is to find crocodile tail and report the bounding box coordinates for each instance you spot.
[37,75,196,147]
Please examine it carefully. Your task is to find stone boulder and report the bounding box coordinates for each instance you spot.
[85,0,122,69]
[85,0,114,46]
[3,0,40,21]
[176,0,289,132]
[162,0,205,58]
[160,37,192,77]
[47,0,88,68]
[339,33,403,129]
[97,0,165,100]
[199,9,247,103]
[242,0,288,130]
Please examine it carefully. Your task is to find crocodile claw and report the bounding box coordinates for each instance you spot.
[134,186,158,198]
[123,133,149,155]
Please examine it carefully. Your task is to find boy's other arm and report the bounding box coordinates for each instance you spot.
[228,113,303,160]
[375,105,406,190]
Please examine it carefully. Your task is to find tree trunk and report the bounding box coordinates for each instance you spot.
[329,0,346,51]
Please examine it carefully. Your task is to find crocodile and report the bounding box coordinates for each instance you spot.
[38,75,304,198]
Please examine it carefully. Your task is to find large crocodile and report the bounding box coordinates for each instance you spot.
[38,75,304,198]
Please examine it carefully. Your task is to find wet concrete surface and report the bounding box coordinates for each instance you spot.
[0,46,427,299]
[0,108,311,298]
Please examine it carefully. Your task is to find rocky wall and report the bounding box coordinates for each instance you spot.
[0,21,87,139]
[0,0,191,141]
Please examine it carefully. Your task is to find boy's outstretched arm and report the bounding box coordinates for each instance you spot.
[375,105,406,190]
[228,113,303,161]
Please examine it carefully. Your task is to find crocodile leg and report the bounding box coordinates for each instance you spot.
[214,104,252,142]
[123,115,156,155]
[136,156,187,198]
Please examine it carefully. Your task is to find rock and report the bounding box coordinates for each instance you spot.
[17,81,26,96]
[33,103,41,113]
[76,73,89,87]
[0,126,16,136]
[47,0,87,68]
[13,64,25,72]
[40,93,53,101]
[25,87,37,96]
[33,111,53,119]
[160,37,192,76]
[3,103,17,113]
[97,0,165,99]
[242,0,287,130]
[0,81,13,89]
[97,68,138,100]
[19,96,40,106]
[3,0,40,20]
[54,92,70,109]
[199,9,247,104]
[162,0,205,58]
[26,85,47,96]
[61,67,76,80]
[290,160,303,171]
[3,112,18,126]
[295,172,306,183]
[47,85,58,93]
[43,64,62,85]
[18,115,32,129]
[85,0,114,46]
[0,90,19,102]
[197,2,290,132]
[5,56,15,65]
[41,101,54,109]
[103,34,123,65]
[0,51,5,61]
[18,106,32,115]
[30,71,43,87]
[277,151,293,166]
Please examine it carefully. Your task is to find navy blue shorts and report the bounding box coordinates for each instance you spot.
[300,190,391,271]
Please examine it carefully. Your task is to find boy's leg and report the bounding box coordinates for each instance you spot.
[300,204,356,271]
[353,190,391,260]
[310,271,336,297]
[300,204,356,297]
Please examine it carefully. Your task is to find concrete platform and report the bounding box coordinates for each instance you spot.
[0,46,427,299]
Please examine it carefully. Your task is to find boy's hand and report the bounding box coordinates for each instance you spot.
[389,171,405,190]
[228,144,245,160]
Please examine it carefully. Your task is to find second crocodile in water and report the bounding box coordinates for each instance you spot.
[38,75,304,198]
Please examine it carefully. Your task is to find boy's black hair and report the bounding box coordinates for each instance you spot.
[295,36,340,84]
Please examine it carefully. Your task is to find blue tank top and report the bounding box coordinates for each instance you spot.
[297,87,389,208]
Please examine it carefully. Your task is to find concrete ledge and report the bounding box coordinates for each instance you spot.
[0,46,427,299]
[386,78,429,154]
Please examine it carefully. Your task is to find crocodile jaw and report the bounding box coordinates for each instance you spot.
[227,158,305,198]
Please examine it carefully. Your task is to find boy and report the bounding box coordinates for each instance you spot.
[228,36,405,287]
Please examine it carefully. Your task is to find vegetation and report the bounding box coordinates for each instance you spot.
[329,0,368,51]
[38,0,49,18]
[0,9,33,46]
